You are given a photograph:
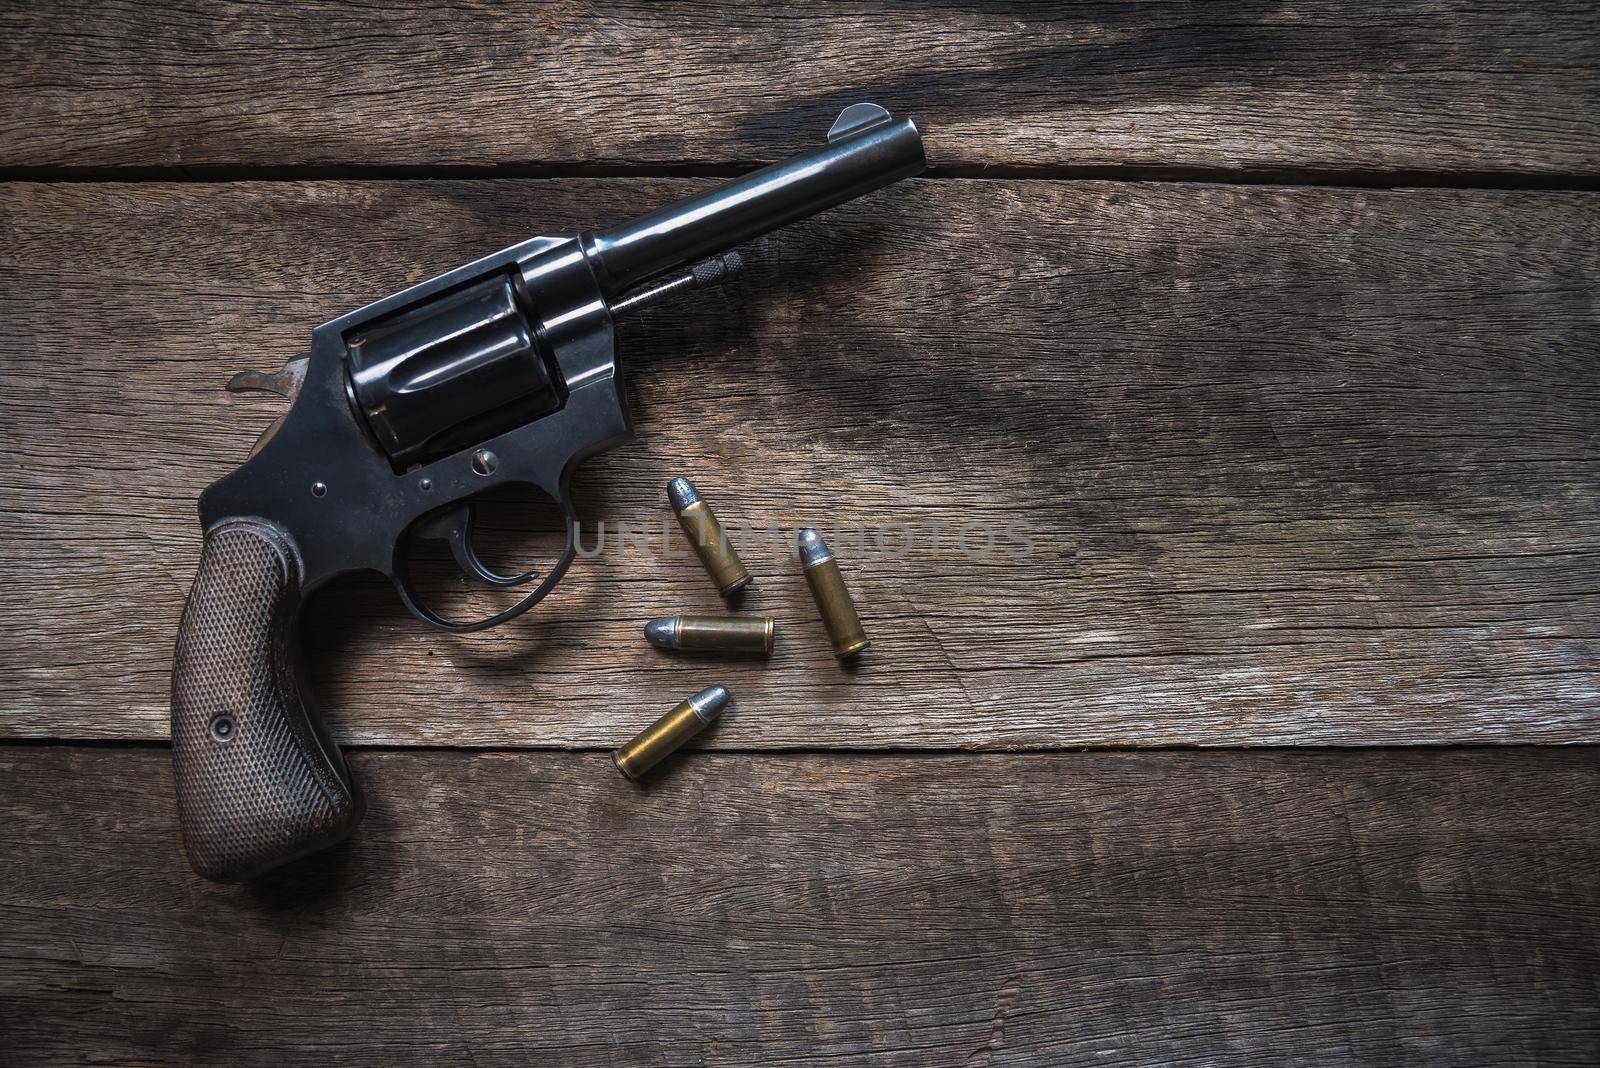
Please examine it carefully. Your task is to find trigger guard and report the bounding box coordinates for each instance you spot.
[393,496,580,634]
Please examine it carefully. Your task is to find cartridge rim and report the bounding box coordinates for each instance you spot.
[835,635,870,658]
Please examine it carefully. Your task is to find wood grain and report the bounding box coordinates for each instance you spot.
[2,178,1597,747]
[1,1,1597,177]
[3,744,1598,1066]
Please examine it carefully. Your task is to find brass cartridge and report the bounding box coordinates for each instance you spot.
[798,528,869,659]
[644,615,775,656]
[613,685,731,782]
[668,478,752,596]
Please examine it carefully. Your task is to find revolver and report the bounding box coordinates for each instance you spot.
[171,103,925,881]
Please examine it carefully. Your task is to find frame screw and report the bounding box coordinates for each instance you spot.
[471,450,498,476]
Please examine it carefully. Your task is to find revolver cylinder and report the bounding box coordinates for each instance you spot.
[345,271,559,467]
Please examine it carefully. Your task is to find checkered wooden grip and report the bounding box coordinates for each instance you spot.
[171,520,361,881]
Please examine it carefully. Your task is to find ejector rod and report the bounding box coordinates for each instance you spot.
[580,105,924,297]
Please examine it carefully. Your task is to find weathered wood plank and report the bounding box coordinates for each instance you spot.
[2,178,1597,746]
[3,746,1597,1065]
[1,1,1597,177]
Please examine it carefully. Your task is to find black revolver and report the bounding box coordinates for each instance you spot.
[171,103,925,881]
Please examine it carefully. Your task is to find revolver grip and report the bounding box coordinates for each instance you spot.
[170,519,361,881]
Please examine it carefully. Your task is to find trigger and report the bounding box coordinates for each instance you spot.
[413,504,539,588]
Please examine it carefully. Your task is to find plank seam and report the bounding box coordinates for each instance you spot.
[4,739,1598,756]
[2,163,1599,192]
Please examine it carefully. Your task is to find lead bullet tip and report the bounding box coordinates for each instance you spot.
[688,684,731,724]
[643,616,680,650]
[797,527,833,568]
[667,477,700,512]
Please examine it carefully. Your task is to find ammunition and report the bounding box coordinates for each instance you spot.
[798,528,869,659]
[668,477,752,597]
[613,684,731,781]
[644,614,775,656]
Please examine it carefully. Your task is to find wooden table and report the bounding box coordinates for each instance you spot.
[3,3,1597,1063]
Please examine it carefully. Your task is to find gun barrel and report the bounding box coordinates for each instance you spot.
[582,106,924,297]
